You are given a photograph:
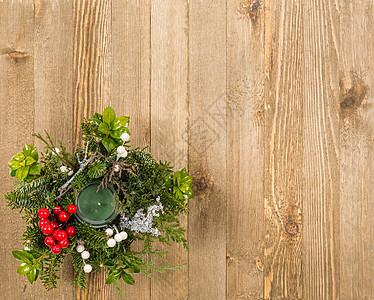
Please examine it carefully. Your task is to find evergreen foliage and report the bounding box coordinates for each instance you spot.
[5,107,194,297]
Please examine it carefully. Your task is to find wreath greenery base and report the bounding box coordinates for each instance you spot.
[5,107,193,296]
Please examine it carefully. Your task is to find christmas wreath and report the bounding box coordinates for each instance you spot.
[5,107,193,295]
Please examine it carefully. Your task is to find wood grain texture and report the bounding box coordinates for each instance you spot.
[73,0,111,148]
[112,0,152,298]
[72,1,114,299]
[226,0,264,299]
[1,1,374,299]
[334,1,374,299]
[150,1,189,299]
[263,1,304,298]
[0,1,36,299]
[302,1,341,299]
[34,0,75,298]
[264,0,341,298]
[188,1,227,299]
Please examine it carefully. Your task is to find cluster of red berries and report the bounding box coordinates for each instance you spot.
[38,204,77,254]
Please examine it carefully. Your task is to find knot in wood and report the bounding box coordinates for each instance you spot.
[340,97,355,109]
[193,177,208,192]
[285,221,299,236]
[239,0,262,21]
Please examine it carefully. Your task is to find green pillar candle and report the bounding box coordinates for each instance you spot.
[75,182,117,228]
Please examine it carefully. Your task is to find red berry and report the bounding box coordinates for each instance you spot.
[59,239,69,248]
[41,224,54,235]
[38,208,50,219]
[53,230,67,241]
[45,236,55,247]
[58,211,70,222]
[52,230,59,239]
[51,222,59,229]
[51,244,61,254]
[53,206,63,216]
[66,226,76,237]
[67,204,77,214]
[38,218,50,228]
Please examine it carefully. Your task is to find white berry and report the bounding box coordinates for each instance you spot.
[68,170,74,176]
[114,233,123,242]
[76,245,85,253]
[118,150,128,158]
[117,146,126,154]
[107,238,116,248]
[54,148,60,154]
[105,228,114,236]
[81,251,90,259]
[120,132,130,142]
[60,165,69,173]
[119,231,128,240]
[113,164,120,172]
[84,264,92,273]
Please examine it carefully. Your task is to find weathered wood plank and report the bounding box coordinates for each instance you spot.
[34,0,75,151]
[301,1,341,299]
[0,1,37,299]
[72,1,114,299]
[150,1,189,299]
[226,0,264,299]
[263,1,304,298]
[334,1,374,299]
[264,0,341,298]
[112,0,152,298]
[72,0,111,147]
[188,1,227,299]
[34,0,75,298]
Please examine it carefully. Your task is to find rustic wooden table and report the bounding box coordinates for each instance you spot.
[0,0,373,299]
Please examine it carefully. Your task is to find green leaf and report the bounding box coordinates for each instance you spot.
[102,137,116,152]
[179,184,190,193]
[29,163,41,175]
[179,168,188,178]
[12,152,25,162]
[103,107,116,124]
[35,269,39,281]
[25,156,36,166]
[173,187,184,200]
[8,160,21,170]
[121,272,135,285]
[10,169,17,177]
[110,127,126,139]
[88,113,103,123]
[111,116,129,131]
[88,117,101,124]
[26,267,37,283]
[16,166,29,181]
[180,185,194,198]
[34,259,43,271]
[17,262,31,275]
[13,250,34,263]
[98,122,111,135]
[173,172,181,185]
[124,268,135,274]
[180,176,193,185]
[23,144,38,160]
[105,270,121,284]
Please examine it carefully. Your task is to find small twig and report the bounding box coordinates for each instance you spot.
[84,142,90,161]
[57,151,98,199]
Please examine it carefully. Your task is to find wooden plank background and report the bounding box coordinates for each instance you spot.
[0,0,373,299]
